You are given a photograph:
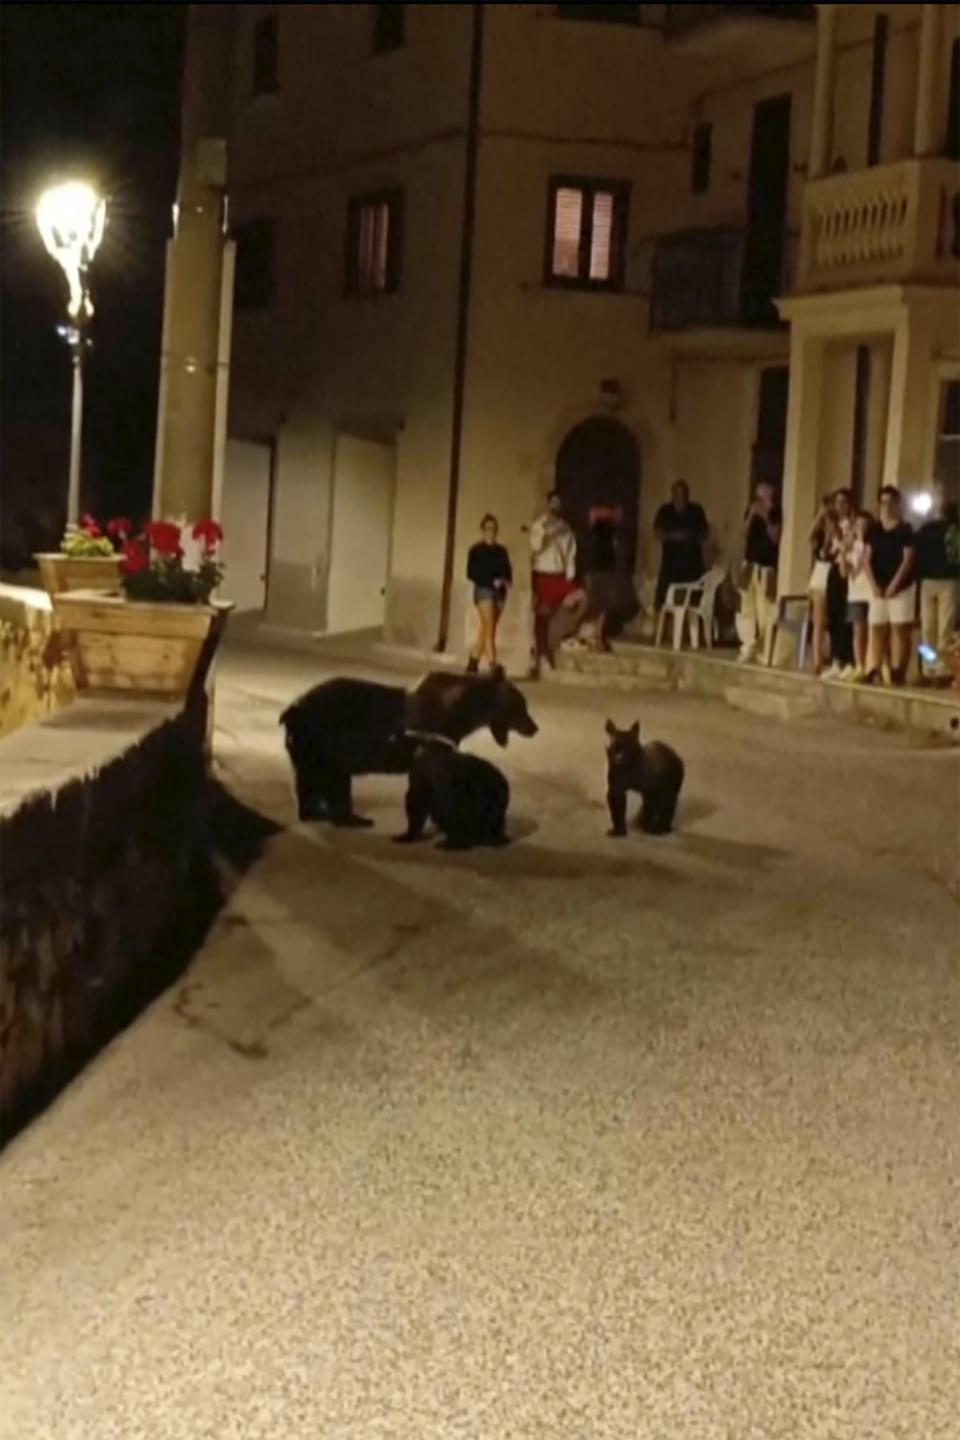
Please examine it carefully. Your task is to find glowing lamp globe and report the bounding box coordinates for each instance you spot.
[35,181,106,321]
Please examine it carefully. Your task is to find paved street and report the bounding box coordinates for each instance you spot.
[2,639,958,1439]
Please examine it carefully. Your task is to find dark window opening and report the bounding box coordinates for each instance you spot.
[692,122,713,194]
[741,92,791,325]
[555,4,643,24]
[850,345,871,506]
[943,379,960,437]
[947,37,960,161]
[345,191,403,295]
[752,365,789,490]
[252,14,279,95]
[373,4,405,53]
[234,218,276,310]
[545,177,630,290]
[867,13,888,166]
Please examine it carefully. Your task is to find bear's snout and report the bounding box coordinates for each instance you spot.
[515,714,538,738]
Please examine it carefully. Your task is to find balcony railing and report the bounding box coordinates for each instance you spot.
[797,158,960,294]
[650,227,784,332]
[664,3,814,32]
[664,2,815,48]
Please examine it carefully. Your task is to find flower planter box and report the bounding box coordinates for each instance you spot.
[35,552,124,597]
[50,591,233,701]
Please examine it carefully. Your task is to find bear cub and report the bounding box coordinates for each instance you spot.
[393,740,510,851]
[605,719,684,837]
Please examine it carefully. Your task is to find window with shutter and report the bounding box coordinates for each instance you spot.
[545,177,629,290]
[346,191,403,295]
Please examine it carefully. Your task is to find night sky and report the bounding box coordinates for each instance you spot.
[1,3,184,563]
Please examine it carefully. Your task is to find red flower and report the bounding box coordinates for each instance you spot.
[143,520,183,557]
[106,516,132,539]
[192,518,223,551]
[120,539,150,575]
[80,513,101,537]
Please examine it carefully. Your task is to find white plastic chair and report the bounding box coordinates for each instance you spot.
[655,567,724,651]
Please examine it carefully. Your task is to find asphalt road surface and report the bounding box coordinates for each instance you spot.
[2,639,957,1439]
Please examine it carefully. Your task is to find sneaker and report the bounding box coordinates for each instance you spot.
[842,665,863,683]
[822,662,842,680]
[880,663,892,686]
[737,648,756,665]
[465,656,479,674]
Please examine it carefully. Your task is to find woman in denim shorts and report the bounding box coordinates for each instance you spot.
[465,514,512,673]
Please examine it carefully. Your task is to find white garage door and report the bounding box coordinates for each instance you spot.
[221,439,272,613]
[326,435,395,633]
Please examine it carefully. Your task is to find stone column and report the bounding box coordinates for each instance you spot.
[809,4,838,180]
[777,327,826,597]
[883,305,936,490]
[154,4,236,523]
[914,3,943,158]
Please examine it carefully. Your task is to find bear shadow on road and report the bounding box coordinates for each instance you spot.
[326,818,691,888]
[198,822,615,1037]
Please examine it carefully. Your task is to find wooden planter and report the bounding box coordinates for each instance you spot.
[35,552,124,597]
[50,591,233,701]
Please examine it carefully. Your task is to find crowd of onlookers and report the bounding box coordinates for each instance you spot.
[463,477,959,686]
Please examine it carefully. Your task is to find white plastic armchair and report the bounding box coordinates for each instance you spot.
[655,566,725,651]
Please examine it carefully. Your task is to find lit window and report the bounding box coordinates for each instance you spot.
[373,4,405,54]
[546,178,629,289]
[346,191,403,295]
[252,14,279,96]
[234,218,276,311]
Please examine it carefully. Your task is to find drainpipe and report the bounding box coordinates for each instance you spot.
[435,2,485,654]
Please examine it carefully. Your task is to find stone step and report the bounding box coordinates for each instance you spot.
[554,642,960,742]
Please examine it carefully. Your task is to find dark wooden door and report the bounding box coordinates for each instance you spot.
[741,93,791,325]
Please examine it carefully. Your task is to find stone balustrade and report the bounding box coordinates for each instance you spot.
[797,157,960,294]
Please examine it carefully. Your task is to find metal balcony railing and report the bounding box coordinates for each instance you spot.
[663,3,815,35]
[650,227,771,332]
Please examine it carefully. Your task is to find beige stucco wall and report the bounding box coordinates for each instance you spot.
[227,3,472,638]
[222,3,956,656]
[831,5,959,172]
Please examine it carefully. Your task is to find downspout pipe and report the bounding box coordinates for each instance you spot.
[435,2,484,653]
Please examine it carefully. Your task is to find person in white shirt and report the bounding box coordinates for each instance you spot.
[529,490,588,671]
[838,508,875,681]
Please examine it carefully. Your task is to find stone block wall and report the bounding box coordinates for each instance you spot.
[0,584,75,739]
[0,709,218,1146]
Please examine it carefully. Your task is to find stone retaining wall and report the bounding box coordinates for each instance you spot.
[0,583,75,738]
[0,704,219,1146]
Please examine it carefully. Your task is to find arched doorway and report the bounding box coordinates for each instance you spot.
[555,415,640,574]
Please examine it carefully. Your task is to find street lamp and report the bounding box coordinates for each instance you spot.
[35,180,106,528]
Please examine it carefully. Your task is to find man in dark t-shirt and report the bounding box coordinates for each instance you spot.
[653,481,709,609]
[864,485,916,684]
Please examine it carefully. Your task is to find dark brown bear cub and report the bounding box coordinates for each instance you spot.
[393,740,510,850]
[605,719,684,837]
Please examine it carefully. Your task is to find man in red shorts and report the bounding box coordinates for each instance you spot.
[529,490,588,672]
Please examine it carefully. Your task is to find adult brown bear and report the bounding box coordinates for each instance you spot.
[279,667,538,827]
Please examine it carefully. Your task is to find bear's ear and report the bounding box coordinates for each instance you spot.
[605,718,617,738]
[629,721,641,741]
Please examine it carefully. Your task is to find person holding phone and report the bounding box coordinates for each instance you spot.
[737,480,782,664]
[466,513,512,673]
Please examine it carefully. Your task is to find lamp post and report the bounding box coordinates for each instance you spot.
[35,180,106,528]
